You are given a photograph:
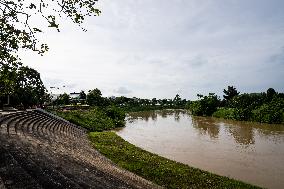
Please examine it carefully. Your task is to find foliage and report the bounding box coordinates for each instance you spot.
[1,1,100,103]
[0,0,101,68]
[108,94,187,112]
[228,93,266,121]
[105,106,126,127]
[0,63,18,97]
[0,65,46,108]
[89,132,260,189]
[56,93,70,105]
[151,98,157,106]
[79,90,86,101]
[53,107,125,132]
[86,88,106,107]
[212,107,236,120]
[211,90,284,124]
[223,86,239,101]
[251,97,284,124]
[189,93,220,116]
[228,93,266,110]
[266,88,276,101]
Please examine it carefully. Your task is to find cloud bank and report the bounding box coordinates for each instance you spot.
[21,0,284,99]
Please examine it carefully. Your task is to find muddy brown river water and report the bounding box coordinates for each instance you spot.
[116,109,284,189]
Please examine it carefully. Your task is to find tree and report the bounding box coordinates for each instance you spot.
[87,88,104,106]
[0,63,18,104]
[266,88,276,100]
[1,0,100,107]
[57,93,70,105]
[79,90,86,103]
[1,0,101,68]
[189,93,220,116]
[173,94,182,106]
[151,98,157,106]
[0,65,46,108]
[223,86,239,101]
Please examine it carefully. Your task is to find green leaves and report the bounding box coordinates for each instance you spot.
[0,65,46,108]
[210,89,284,123]
[54,107,125,132]
[189,93,220,116]
[1,0,101,68]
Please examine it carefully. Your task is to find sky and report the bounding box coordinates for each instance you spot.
[20,0,284,100]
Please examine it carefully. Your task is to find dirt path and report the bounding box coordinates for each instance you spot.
[0,110,162,189]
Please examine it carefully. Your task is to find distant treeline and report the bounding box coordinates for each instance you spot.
[2,67,283,125]
[52,88,187,111]
[50,89,188,132]
[187,87,284,124]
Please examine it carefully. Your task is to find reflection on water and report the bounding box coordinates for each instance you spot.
[191,116,220,139]
[118,110,284,189]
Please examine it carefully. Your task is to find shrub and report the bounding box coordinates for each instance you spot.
[54,107,125,132]
[252,97,284,123]
[105,106,126,127]
[189,93,220,116]
[212,107,236,120]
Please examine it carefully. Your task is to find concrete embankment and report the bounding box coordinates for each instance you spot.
[0,110,161,189]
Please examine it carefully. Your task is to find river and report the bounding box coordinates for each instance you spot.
[116,109,284,189]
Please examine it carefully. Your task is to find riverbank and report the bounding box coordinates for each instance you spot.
[187,92,284,124]
[89,131,261,189]
[0,110,158,188]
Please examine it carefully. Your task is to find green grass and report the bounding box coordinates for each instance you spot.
[50,106,125,132]
[88,131,261,189]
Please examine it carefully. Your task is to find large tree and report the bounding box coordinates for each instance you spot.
[223,86,239,101]
[0,63,17,101]
[1,0,100,106]
[87,88,104,106]
[0,65,46,108]
[1,0,101,67]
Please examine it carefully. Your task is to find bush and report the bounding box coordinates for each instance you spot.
[53,107,125,132]
[188,101,203,116]
[105,106,126,127]
[228,93,266,110]
[252,97,284,124]
[189,93,220,116]
[213,95,284,123]
[212,107,236,120]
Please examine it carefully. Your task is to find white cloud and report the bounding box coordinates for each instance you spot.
[114,87,132,95]
[20,0,284,100]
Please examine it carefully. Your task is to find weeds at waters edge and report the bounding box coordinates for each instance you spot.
[50,107,125,132]
[88,132,261,189]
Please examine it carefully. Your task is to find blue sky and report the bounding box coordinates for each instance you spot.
[21,0,284,100]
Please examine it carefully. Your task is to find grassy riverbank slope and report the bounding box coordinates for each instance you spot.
[89,131,261,189]
[50,107,125,131]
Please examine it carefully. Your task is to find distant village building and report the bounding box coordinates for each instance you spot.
[50,92,80,102]
[70,92,80,100]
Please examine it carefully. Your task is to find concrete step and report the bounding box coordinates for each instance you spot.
[0,146,42,189]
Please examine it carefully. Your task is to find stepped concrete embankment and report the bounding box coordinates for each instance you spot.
[0,109,161,189]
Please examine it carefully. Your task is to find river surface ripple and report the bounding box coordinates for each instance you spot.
[116,109,284,189]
